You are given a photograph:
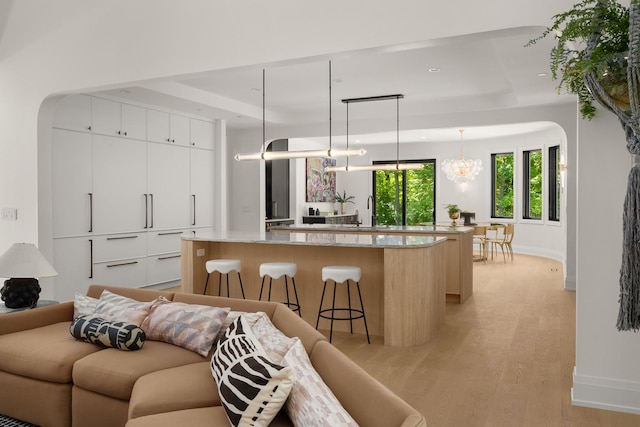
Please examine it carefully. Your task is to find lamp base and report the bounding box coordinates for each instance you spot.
[1,278,41,309]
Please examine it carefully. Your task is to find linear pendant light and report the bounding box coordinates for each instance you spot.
[234,62,366,161]
[326,94,422,172]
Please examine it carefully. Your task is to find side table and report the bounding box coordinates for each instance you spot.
[0,300,59,315]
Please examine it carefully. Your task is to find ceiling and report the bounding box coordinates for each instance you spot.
[95,26,572,145]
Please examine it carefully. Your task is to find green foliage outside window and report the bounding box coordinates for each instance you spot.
[493,153,514,218]
[525,150,543,219]
[374,162,435,226]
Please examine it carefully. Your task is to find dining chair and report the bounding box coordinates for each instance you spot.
[487,224,514,263]
[472,225,487,262]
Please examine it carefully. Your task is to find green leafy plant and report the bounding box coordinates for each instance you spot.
[526,0,630,119]
[334,191,355,204]
[446,204,460,216]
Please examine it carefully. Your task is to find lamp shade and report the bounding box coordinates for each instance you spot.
[0,243,58,278]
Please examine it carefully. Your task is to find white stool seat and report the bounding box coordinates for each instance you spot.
[206,259,241,274]
[322,265,361,283]
[259,262,297,280]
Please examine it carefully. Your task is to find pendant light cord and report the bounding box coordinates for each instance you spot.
[329,60,332,156]
[262,69,266,156]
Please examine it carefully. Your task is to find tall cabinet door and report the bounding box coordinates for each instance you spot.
[93,135,147,233]
[53,237,93,301]
[190,148,214,228]
[147,143,191,230]
[52,129,93,237]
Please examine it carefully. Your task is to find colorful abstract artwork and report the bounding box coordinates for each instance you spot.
[306,157,336,202]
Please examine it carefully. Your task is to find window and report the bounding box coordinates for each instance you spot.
[373,160,435,225]
[491,152,514,218]
[523,149,542,220]
[548,145,561,222]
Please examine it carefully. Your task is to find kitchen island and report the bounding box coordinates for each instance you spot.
[272,224,474,303]
[181,231,446,346]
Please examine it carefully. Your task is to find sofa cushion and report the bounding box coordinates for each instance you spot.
[125,407,294,427]
[93,290,156,326]
[128,362,219,420]
[211,315,293,427]
[73,293,98,319]
[0,322,102,383]
[70,315,146,351]
[140,297,229,356]
[73,340,205,400]
[283,339,357,426]
[251,313,297,363]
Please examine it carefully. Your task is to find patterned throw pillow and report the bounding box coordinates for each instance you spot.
[70,315,146,351]
[141,297,229,356]
[93,290,156,326]
[282,339,358,426]
[215,311,265,344]
[251,314,297,363]
[211,315,294,427]
[73,293,98,319]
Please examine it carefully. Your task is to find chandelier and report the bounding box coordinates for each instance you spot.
[441,129,482,184]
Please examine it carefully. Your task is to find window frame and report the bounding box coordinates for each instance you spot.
[491,152,515,219]
[548,145,561,222]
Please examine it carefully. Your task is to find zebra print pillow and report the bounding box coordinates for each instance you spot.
[70,315,146,351]
[211,315,294,426]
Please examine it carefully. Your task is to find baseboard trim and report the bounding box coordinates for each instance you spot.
[564,275,576,291]
[572,367,640,415]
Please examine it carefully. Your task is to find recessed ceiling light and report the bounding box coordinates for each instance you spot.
[119,89,130,94]
[250,87,261,92]
[428,68,441,73]
[333,79,343,84]
[194,108,202,112]
[537,72,548,77]
[236,115,242,118]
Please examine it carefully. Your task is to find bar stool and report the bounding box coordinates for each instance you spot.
[203,259,245,298]
[315,265,370,344]
[258,262,301,316]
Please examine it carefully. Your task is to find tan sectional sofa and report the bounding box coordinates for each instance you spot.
[0,284,426,427]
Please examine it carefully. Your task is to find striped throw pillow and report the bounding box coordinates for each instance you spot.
[211,315,293,426]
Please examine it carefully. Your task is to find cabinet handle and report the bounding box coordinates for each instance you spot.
[158,255,181,261]
[89,239,93,279]
[166,138,171,142]
[158,231,183,236]
[106,261,138,268]
[117,130,128,136]
[88,193,93,233]
[88,126,92,131]
[144,194,148,229]
[124,131,128,136]
[171,139,175,143]
[149,193,154,229]
[192,194,196,226]
[106,235,138,240]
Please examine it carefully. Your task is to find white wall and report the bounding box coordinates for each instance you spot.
[572,112,640,414]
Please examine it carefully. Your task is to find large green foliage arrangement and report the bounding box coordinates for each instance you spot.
[527,0,629,119]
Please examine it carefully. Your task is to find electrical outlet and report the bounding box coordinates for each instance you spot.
[196,248,205,257]
[1,208,17,221]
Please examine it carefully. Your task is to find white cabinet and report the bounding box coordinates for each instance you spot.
[147,109,170,143]
[52,95,215,295]
[53,237,93,301]
[52,129,93,237]
[147,143,191,230]
[190,148,215,228]
[92,98,146,140]
[170,114,190,146]
[92,135,147,233]
[52,94,92,132]
[190,118,214,149]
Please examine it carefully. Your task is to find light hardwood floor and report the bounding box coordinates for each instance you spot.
[328,254,640,427]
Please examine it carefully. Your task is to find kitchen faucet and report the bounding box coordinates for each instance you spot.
[367,195,377,226]
[367,195,374,209]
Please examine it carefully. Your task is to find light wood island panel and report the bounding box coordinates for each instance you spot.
[181,232,446,346]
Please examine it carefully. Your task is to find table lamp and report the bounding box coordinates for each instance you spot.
[0,243,58,309]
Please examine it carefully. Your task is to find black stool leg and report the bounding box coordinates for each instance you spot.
[226,273,230,297]
[330,280,337,343]
[346,280,354,334]
[203,273,210,295]
[217,272,223,296]
[237,272,245,299]
[316,281,328,330]
[291,277,301,316]
[268,277,273,301]
[259,276,266,301]
[356,281,370,344]
[284,276,292,310]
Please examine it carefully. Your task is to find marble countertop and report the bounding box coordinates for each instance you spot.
[272,223,474,234]
[183,230,446,249]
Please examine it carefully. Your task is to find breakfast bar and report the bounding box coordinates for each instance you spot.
[181,231,446,346]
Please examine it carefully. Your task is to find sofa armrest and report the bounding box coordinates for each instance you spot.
[310,340,426,427]
[0,301,74,335]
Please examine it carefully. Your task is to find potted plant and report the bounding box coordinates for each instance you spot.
[334,191,355,214]
[526,0,630,119]
[446,204,461,226]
